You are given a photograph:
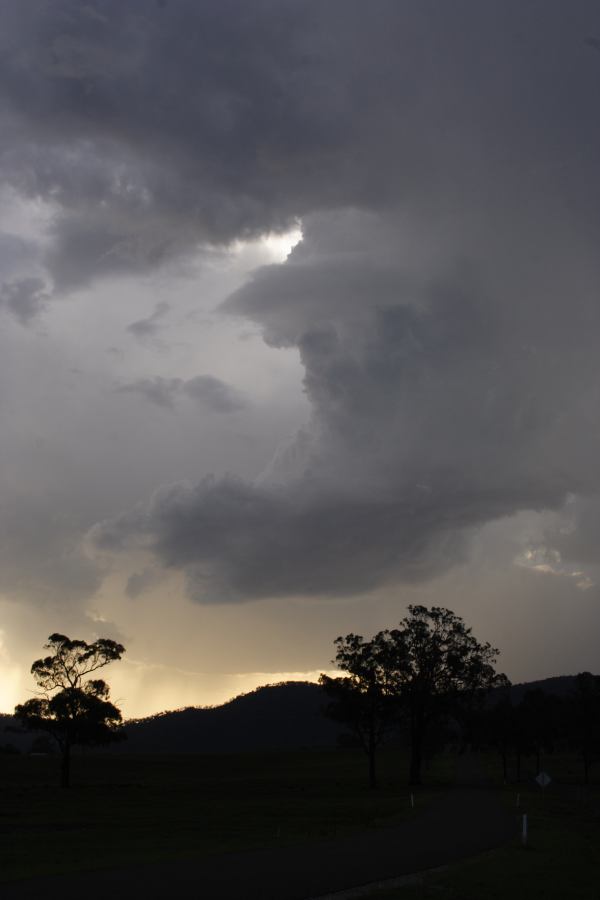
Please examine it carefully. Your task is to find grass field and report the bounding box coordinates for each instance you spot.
[3,747,598,894]
[0,747,447,883]
[366,755,600,900]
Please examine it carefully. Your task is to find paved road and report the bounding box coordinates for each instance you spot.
[2,784,515,899]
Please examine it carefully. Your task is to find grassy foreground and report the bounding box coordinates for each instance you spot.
[368,768,600,900]
[0,748,441,882]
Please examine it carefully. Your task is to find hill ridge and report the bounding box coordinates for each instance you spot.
[2,674,595,755]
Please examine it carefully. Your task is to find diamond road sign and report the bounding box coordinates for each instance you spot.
[536,771,551,788]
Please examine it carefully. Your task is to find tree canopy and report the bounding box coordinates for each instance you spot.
[15,633,126,787]
[320,633,396,788]
[29,633,125,691]
[383,606,507,782]
[322,606,507,785]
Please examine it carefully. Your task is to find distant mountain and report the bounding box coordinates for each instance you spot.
[1,674,595,755]
[119,681,344,753]
[504,675,584,704]
[0,681,343,754]
[0,714,36,754]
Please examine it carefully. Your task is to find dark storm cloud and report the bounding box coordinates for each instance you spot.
[118,374,246,413]
[4,0,600,602]
[90,475,470,601]
[0,0,357,287]
[94,204,599,599]
[4,1,600,289]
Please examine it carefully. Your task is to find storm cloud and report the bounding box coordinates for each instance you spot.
[2,0,600,645]
[92,196,600,601]
[3,1,600,290]
[65,0,600,604]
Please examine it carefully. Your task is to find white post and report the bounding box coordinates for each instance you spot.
[410,792,414,808]
[522,813,527,846]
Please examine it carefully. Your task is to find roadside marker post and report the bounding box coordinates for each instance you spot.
[410,793,414,809]
[522,813,527,846]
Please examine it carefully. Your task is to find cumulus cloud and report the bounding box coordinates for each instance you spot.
[92,191,600,601]
[90,474,467,602]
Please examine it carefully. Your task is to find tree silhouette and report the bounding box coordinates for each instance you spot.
[323,607,506,786]
[383,606,506,784]
[320,633,396,788]
[482,692,513,782]
[518,688,561,776]
[568,672,600,784]
[14,633,125,788]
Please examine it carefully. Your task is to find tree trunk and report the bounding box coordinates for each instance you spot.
[409,707,424,785]
[501,749,508,783]
[61,741,71,789]
[368,737,377,790]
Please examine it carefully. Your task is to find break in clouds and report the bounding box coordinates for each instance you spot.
[3,0,600,608]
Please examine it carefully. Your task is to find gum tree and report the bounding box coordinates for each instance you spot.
[320,633,396,789]
[383,606,507,784]
[324,607,507,787]
[15,633,125,788]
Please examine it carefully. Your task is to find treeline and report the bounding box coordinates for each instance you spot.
[9,611,600,792]
[320,605,507,788]
[479,673,600,784]
[320,605,600,788]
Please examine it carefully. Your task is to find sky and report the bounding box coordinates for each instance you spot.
[2,0,600,718]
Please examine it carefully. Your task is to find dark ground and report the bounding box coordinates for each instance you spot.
[2,769,515,900]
